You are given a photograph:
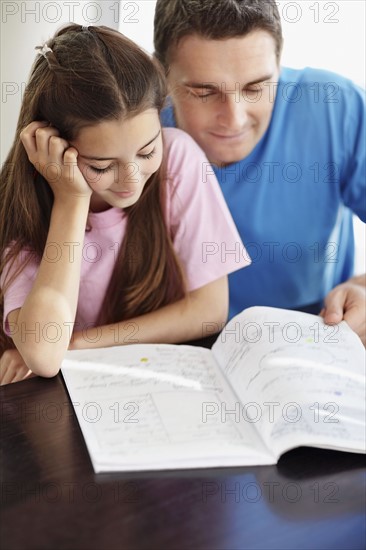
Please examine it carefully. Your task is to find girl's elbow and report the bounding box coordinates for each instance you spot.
[207,280,229,325]
[212,297,229,326]
[197,293,228,328]
[191,277,229,327]
[20,347,62,378]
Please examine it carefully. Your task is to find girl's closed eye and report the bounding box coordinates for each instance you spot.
[90,165,114,174]
[89,149,156,173]
[138,148,156,160]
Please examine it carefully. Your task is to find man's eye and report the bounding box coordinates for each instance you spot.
[245,86,261,94]
[189,89,215,99]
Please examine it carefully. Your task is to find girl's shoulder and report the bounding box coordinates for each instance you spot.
[162,127,207,167]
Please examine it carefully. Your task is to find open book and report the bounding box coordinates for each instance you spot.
[61,306,366,472]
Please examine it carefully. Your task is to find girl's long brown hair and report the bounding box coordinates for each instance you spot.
[0,24,185,353]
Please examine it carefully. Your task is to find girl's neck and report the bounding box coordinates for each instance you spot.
[89,194,111,213]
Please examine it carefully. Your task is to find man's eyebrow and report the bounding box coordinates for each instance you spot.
[184,82,219,90]
[79,130,161,161]
[244,74,273,86]
[184,74,273,89]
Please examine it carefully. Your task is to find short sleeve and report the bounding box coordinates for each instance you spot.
[1,250,38,335]
[162,128,251,291]
[341,82,366,221]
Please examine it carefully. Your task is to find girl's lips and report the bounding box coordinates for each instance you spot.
[111,190,135,198]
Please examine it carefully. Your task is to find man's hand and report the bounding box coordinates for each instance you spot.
[321,275,366,345]
[0,349,36,385]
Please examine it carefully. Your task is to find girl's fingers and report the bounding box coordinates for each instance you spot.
[63,147,79,180]
[0,350,25,383]
[0,355,33,385]
[0,365,14,385]
[48,135,70,163]
[63,146,78,164]
[34,125,60,157]
[20,120,49,140]
[47,137,73,184]
[0,368,8,385]
[12,367,33,383]
[20,121,60,164]
[19,122,89,195]
[20,126,41,160]
[20,121,49,157]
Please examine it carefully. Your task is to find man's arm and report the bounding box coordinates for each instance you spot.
[321,274,366,345]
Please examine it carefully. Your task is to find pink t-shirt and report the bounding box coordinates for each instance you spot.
[2,128,250,333]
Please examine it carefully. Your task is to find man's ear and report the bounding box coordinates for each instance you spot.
[166,74,174,94]
[152,52,171,84]
[278,38,284,64]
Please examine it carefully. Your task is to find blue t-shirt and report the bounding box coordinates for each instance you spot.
[161,67,366,319]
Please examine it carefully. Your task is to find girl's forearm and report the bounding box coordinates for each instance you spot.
[70,277,228,350]
[12,197,90,376]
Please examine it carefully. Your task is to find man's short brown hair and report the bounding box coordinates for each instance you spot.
[154,0,283,70]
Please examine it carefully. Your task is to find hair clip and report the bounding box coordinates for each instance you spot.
[35,44,53,58]
[82,25,90,31]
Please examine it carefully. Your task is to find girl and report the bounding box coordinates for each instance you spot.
[0,24,250,383]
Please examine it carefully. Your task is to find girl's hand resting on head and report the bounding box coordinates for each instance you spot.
[20,121,93,202]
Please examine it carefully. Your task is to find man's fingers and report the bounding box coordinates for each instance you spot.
[323,284,366,346]
[324,311,343,324]
[323,289,345,324]
[343,303,364,333]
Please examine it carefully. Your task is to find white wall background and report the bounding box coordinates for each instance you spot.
[1,0,365,272]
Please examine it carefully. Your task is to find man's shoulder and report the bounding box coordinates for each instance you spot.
[160,100,176,128]
[276,66,365,123]
[281,66,363,92]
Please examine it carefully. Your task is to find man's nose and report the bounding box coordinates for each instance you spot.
[217,92,249,130]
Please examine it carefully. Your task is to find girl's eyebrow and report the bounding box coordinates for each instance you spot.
[79,130,161,161]
[140,129,161,149]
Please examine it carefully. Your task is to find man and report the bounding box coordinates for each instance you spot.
[154,0,366,343]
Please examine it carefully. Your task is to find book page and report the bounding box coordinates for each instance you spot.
[212,307,366,458]
[61,344,272,472]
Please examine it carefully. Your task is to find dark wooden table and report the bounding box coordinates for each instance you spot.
[1,374,365,550]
